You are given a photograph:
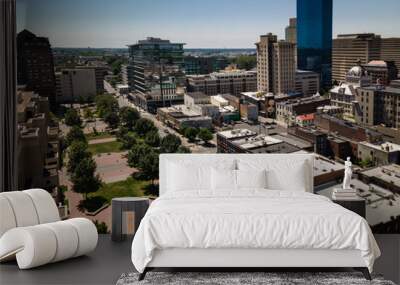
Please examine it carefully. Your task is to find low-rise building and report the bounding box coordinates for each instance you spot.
[187,69,257,96]
[217,129,299,154]
[276,95,330,127]
[358,142,400,166]
[288,127,329,156]
[116,84,130,95]
[130,84,185,113]
[355,84,400,129]
[316,105,344,118]
[358,164,400,194]
[157,105,212,130]
[296,113,315,127]
[240,102,258,121]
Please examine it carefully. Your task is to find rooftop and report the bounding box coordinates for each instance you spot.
[359,141,400,153]
[218,129,256,139]
[235,135,283,150]
[361,164,400,186]
[271,134,313,149]
[185,92,209,100]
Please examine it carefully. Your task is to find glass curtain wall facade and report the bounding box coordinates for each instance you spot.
[127,37,185,95]
[297,0,332,88]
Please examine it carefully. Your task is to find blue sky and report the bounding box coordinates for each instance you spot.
[17,0,400,48]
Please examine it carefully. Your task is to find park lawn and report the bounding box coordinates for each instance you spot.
[88,140,123,154]
[86,132,114,140]
[90,177,149,202]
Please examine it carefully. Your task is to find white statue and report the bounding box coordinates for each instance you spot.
[343,157,352,190]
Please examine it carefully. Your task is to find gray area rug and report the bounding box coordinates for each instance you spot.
[116,272,396,285]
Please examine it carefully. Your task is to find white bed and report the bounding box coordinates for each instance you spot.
[131,154,380,281]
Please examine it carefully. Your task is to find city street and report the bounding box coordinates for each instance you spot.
[116,94,217,153]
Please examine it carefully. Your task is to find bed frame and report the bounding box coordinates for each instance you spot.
[139,248,371,280]
[138,154,372,281]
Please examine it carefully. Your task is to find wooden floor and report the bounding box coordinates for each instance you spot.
[0,235,399,285]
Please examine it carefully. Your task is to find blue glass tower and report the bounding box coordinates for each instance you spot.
[297,0,332,88]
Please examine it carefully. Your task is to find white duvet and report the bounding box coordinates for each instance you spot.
[131,190,380,273]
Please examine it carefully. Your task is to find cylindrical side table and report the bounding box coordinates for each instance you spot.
[111,197,149,242]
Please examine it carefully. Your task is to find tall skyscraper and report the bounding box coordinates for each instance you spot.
[17,30,56,105]
[297,0,332,88]
[285,18,297,44]
[256,34,296,95]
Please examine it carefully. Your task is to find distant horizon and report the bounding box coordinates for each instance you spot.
[17,0,400,48]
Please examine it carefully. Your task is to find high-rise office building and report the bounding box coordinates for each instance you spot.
[127,37,185,94]
[17,30,56,105]
[256,34,296,95]
[297,0,332,88]
[285,18,297,44]
[332,34,381,83]
[332,34,400,83]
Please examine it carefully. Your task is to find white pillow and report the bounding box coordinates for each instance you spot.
[238,159,309,192]
[167,162,211,192]
[211,168,237,191]
[167,159,236,192]
[236,169,267,189]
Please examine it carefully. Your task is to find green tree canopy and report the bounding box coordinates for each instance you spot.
[120,133,137,150]
[184,127,199,143]
[104,112,120,130]
[71,157,102,199]
[95,94,119,118]
[160,134,181,153]
[65,125,86,146]
[198,128,213,143]
[137,149,159,184]
[67,141,91,174]
[134,118,157,137]
[145,130,161,147]
[64,108,82,126]
[127,143,153,168]
[176,146,191,153]
[119,107,140,130]
[233,55,256,70]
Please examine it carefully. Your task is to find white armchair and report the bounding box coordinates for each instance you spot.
[0,189,98,269]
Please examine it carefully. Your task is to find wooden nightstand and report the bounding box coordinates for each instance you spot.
[333,198,366,218]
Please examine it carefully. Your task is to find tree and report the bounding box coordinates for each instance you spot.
[95,94,119,118]
[120,133,137,150]
[104,112,120,129]
[184,127,199,143]
[233,55,257,70]
[83,108,94,120]
[176,146,191,153]
[127,143,153,168]
[67,141,91,174]
[65,125,86,146]
[198,128,213,144]
[160,134,181,153]
[135,118,157,137]
[64,108,81,126]
[145,130,160,147]
[137,149,159,185]
[71,157,102,200]
[119,107,140,130]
